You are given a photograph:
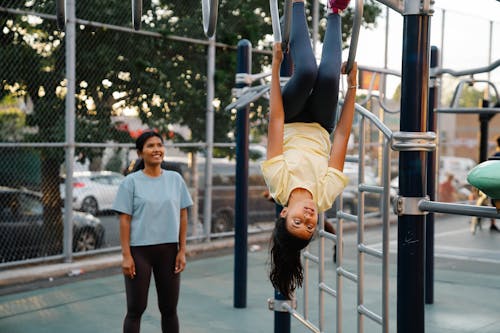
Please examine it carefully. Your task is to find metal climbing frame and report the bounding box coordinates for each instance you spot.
[297,102,394,333]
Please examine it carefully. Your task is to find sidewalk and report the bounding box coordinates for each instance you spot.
[1,236,500,332]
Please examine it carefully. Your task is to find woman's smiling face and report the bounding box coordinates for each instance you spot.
[138,136,165,166]
[280,199,318,240]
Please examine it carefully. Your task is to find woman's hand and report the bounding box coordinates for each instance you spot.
[174,250,186,274]
[341,61,357,87]
[122,254,136,279]
[273,42,283,66]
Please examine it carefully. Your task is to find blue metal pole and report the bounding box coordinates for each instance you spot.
[425,45,439,305]
[234,39,252,309]
[274,46,293,333]
[397,8,431,333]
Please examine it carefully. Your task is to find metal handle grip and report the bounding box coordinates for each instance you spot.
[202,0,219,38]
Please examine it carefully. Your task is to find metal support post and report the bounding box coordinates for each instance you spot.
[425,45,439,304]
[63,0,76,263]
[397,1,432,332]
[479,99,494,163]
[234,39,252,309]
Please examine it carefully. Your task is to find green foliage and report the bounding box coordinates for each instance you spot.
[1,0,383,153]
[0,103,26,141]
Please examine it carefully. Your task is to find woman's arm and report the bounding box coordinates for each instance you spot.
[174,207,188,274]
[119,213,135,278]
[266,42,285,160]
[329,62,358,171]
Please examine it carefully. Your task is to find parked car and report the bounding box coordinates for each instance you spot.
[0,186,105,263]
[60,171,124,215]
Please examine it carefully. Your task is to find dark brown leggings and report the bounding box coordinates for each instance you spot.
[123,243,180,333]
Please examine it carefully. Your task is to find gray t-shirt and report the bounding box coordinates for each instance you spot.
[113,170,193,246]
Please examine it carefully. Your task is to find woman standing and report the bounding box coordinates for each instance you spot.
[113,131,193,333]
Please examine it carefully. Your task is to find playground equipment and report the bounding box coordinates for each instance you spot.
[225,1,500,333]
[201,0,219,38]
[467,160,500,209]
[132,0,142,30]
[56,0,65,30]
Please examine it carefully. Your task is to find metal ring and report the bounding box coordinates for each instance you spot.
[270,0,292,51]
[132,0,142,31]
[345,0,363,74]
[202,0,219,38]
[56,0,65,30]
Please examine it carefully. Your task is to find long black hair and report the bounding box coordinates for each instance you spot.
[269,216,311,299]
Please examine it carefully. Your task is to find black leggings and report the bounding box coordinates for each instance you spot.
[123,243,180,333]
[282,2,342,134]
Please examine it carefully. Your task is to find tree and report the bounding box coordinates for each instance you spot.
[0,0,382,251]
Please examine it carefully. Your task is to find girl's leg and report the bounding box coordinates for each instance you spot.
[152,243,180,333]
[303,13,342,133]
[282,1,318,123]
[123,246,152,333]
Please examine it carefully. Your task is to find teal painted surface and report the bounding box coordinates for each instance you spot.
[467,160,500,199]
[1,240,500,333]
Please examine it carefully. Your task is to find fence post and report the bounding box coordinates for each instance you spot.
[234,39,252,309]
[63,0,76,263]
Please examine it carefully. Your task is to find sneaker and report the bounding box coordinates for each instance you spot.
[490,224,500,232]
[327,0,351,14]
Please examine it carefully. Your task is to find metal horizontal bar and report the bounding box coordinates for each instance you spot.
[435,107,500,114]
[359,184,384,194]
[319,229,337,242]
[358,304,383,325]
[337,267,358,282]
[318,282,337,297]
[434,58,500,77]
[358,65,401,77]
[419,201,500,219]
[364,211,382,219]
[336,211,358,222]
[303,251,319,264]
[358,243,383,259]
[375,0,404,14]
[0,142,67,148]
[355,104,393,139]
[282,303,321,333]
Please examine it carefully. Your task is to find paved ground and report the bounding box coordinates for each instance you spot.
[0,215,499,333]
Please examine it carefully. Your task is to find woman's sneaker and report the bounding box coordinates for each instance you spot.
[327,0,351,14]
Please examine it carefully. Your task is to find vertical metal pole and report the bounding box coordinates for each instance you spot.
[312,0,319,54]
[203,35,216,240]
[425,45,439,305]
[234,39,251,309]
[487,21,493,92]
[397,2,432,332]
[357,116,366,333]
[274,291,291,333]
[63,0,76,263]
[479,102,491,163]
[274,45,293,333]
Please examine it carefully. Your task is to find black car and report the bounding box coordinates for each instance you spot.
[0,186,105,263]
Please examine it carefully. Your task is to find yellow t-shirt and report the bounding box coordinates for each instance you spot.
[261,122,349,212]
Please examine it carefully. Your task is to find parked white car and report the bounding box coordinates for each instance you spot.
[60,171,124,215]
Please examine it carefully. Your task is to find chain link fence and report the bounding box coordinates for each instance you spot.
[0,0,276,267]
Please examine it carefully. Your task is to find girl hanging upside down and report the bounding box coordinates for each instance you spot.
[261,0,357,299]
